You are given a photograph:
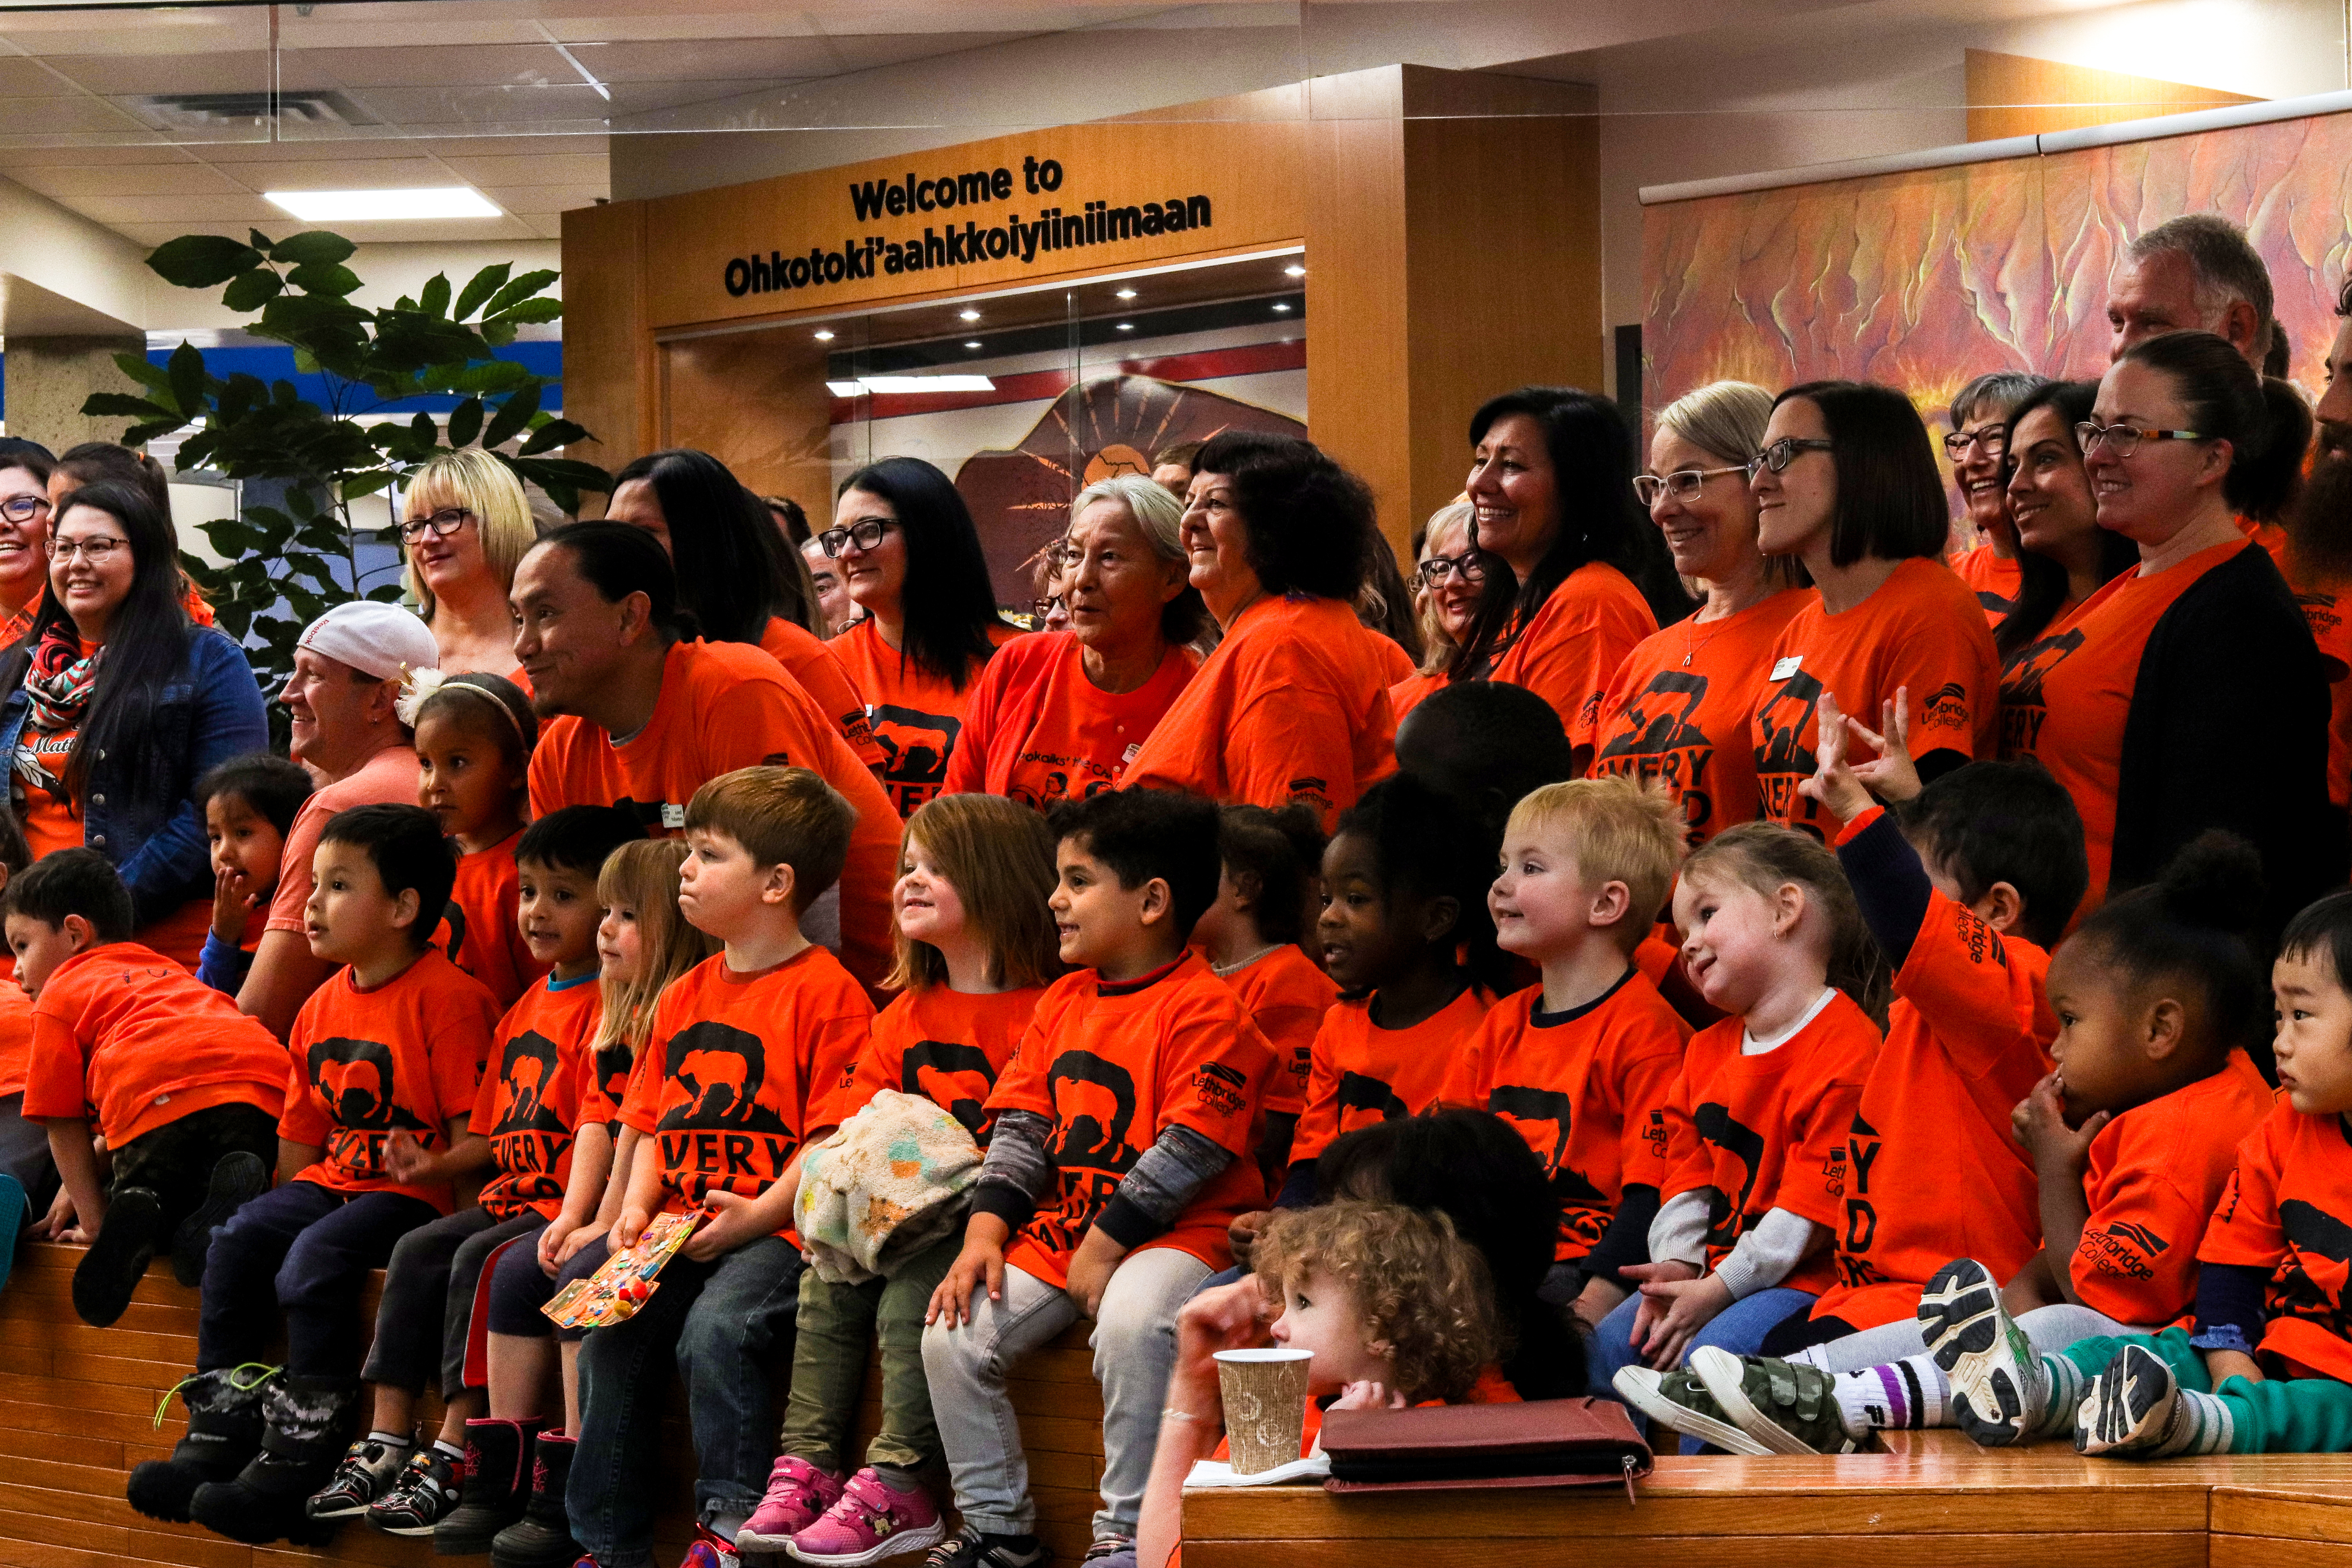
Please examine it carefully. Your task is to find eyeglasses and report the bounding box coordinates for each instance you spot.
[1634,466,1747,506]
[0,495,51,525]
[45,535,128,564]
[1943,425,2008,459]
[1416,552,1490,588]
[1744,437,1835,480]
[1033,593,1066,619]
[2074,421,2206,458]
[397,506,473,543]
[818,518,896,557]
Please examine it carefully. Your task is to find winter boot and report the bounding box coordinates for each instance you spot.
[489,1429,581,1568]
[434,1416,542,1555]
[172,1152,269,1287]
[189,1373,361,1545]
[126,1364,279,1523]
[73,1186,162,1327]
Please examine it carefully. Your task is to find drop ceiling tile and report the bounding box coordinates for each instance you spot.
[290,44,583,90]
[189,156,453,187]
[9,161,245,196]
[111,211,543,247]
[572,36,843,82]
[36,52,274,98]
[68,192,287,224]
[477,182,608,214]
[432,152,609,187]
[0,143,213,167]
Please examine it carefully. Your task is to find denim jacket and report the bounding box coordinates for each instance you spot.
[0,627,270,926]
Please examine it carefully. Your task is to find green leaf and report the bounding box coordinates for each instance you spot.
[124,419,184,445]
[485,297,563,326]
[446,397,485,448]
[481,269,559,319]
[248,229,276,253]
[113,352,173,394]
[341,469,396,501]
[449,360,530,395]
[149,234,266,289]
[80,392,175,419]
[166,341,206,418]
[516,418,586,457]
[286,261,362,297]
[508,455,612,492]
[268,230,357,267]
[417,272,452,318]
[285,487,318,520]
[480,384,540,452]
[452,262,512,323]
[479,320,517,348]
[221,268,284,312]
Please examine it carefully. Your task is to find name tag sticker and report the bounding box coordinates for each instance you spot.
[661,802,687,829]
[1770,656,1803,681]
[1123,743,1142,764]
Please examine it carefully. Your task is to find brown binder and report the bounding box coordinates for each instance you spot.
[1319,1398,1655,1498]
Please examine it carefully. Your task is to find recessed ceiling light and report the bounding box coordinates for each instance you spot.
[1284,265,1306,278]
[1272,303,1292,312]
[1115,288,1137,300]
[1115,322,1134,331]
[813,330,835,342]
[958,309,981,322]
[264,187,499,221]
[964,340,982,349]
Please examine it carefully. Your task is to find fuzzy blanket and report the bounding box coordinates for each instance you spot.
[794,1089,982,1283]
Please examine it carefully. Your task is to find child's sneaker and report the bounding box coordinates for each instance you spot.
[173,1152,269,1287]
[679,1523,741,1568]
[737,1455,844,1551]
[1919,1258,2045,1447]
[787,1468,945,1565]
[1689,1347,1864,1455]
[72,1185,162,1327]
[366,1445,463,1535]
[1610,1363,1773,1455]
[2076,1343,2186,1457]
[922,1529,1047,1568]
[306,1433,414,1518]
[1079,1541,1136,1566]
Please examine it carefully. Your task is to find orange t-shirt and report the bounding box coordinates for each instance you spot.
[267,746,422,935]
[0,982,31,1099]
[1751,558,1999,841]
[1809,830,2055,1329]
[1486,562,1657,758]
[443,831,546,1011]
[578,1027,638,1131]
[1290,985,1492,1167]
[2073,1050,2272,1328]
[1387,670,1445,722]
[1439,969,1691,1261]
[2239,522,2352,809]
[20,942,288,1146]
[1214,944,1340,1118]
[2200,1095,2352,1383]
[618,946,874,1230]
[1364,629,1415,686]
[1951,544,2023,623]
[1998,538,2246,909]
[1123,594,1398,831]
[527,638,900,993]
[829,617,1020,819]
[823,982,1045,1136]
[939,630,1196,810]
[469,971,602,1221]
[1666,992,1878,1297]
[277,950,502,1212]
[762,615,885,770]
[986,952,1278,1287]
[1593,589,1811,847]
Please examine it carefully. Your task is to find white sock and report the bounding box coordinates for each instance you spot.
[367,1430,413,1450]
[2152,1387,2235,1457]
[1831,1354,1949,1436]
[2030,1354,2082,1441]
[431,1439,465,1461]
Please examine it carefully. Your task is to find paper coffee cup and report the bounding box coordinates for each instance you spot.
[1214,1348,1314,1475]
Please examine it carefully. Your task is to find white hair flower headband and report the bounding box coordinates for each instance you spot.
[396,666,528,744]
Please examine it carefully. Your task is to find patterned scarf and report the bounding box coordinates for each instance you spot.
[13,623,101,799]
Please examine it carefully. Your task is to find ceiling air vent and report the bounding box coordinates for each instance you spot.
[133,90,383,132]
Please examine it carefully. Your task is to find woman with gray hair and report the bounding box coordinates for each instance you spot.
[942,474,1205,808]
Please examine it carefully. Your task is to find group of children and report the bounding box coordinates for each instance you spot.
[14,654,2352,1568]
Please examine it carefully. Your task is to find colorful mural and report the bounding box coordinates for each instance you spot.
[1642,109,2352,434]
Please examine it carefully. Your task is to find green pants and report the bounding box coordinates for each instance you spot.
[779,1232,961,1472]
[2062,1328,2352,1454]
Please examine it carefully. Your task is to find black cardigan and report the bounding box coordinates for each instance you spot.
[2110,541,2346,933]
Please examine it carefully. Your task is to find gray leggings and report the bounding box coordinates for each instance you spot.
[1791,1302,2135,1374]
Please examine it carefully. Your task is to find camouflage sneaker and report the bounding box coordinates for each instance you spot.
[1612,1362,1775,1455]
[1690,1347,1863,1455]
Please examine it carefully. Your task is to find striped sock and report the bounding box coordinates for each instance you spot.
[1832,1355,1950,1436]
[2031,1354,2084,1441]
[2152,1387,2235,1457]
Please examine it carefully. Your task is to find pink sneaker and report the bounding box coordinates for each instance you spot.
[735,1457,843,1552]
[784,1469,944,1566]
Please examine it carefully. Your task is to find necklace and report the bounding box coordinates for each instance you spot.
[1211,942,1283,977]
[1682,612,1730,668]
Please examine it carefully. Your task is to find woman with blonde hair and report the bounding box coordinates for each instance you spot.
[1390,500,1483,720]
[401,448,541,677]
[943,473,1205,809]
[1591,380,1813,847]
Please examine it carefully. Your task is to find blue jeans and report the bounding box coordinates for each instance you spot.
[1589,1285,1816,1454]
[198,1179,439,1377]
[568,1235,802,1568]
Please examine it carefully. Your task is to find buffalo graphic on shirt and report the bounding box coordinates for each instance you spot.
[1031,1049,1143,1253]
[1334,1070,1410,1139]
[1695,1101,1767,1260]
[902,1038,1003,1138]
[2269,1196,2352,1342]
[1752,667,1825,830]
[1487,1083,1613,1249]
[306,1036,432,1178]
[657,1021,788,1134]
[1998,628,2085,759]
[872,703,960,817]
[485,1029,570,1203]
[1594,669,1715,833]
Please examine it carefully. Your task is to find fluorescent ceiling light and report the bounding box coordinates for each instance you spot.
[265,187,500,221]
[827,376,995,395]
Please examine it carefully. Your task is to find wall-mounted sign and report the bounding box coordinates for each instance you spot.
[639,119,1303,330]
